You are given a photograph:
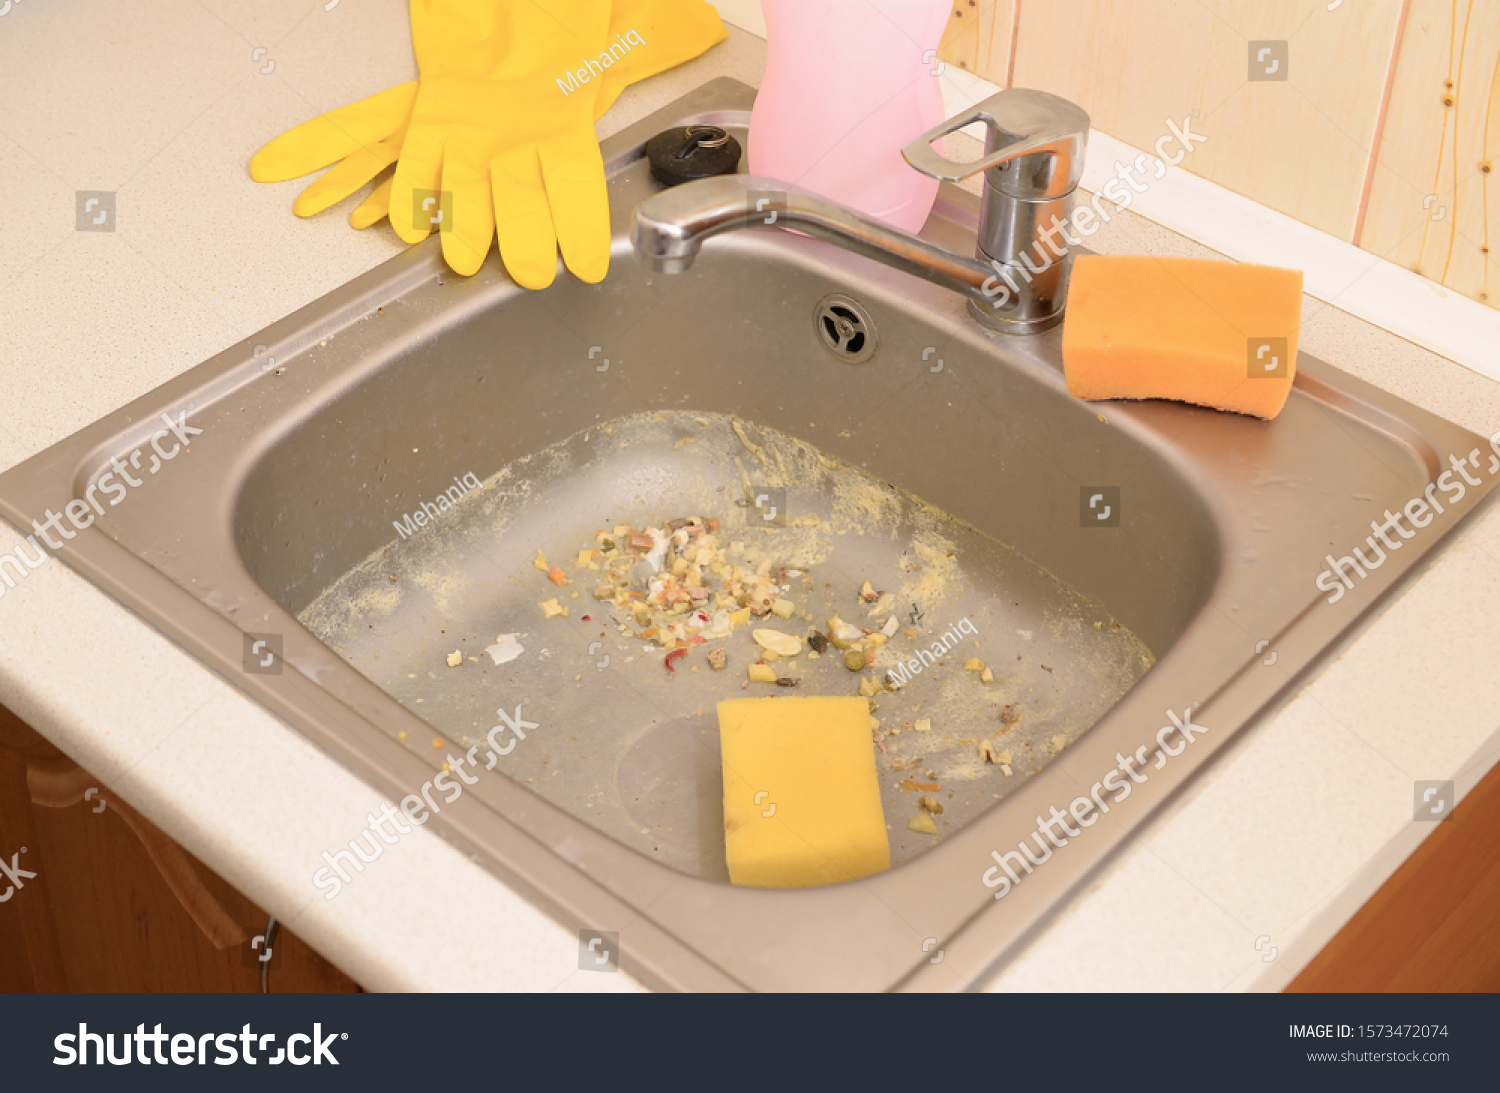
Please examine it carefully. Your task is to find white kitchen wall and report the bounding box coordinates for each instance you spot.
[707,0,766,39]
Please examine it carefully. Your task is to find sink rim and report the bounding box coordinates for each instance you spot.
[3,77,1496,992]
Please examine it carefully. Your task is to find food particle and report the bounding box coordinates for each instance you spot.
[914,718,932,733]
[665,649,687,674]
[907,813,939,836]
[979,739,1000,764]
[899,779,942,792]
[770,598,797,620]
[707,647,728,670]
[545,566,568,586]
[858,676,880,698]
[540,597,569,618]
[980,667,994,683]
[431,737,444,749]
[826,615,863,647]
[964,657,985,672]
[917,796,944,815]
[999,704,1020,730]
[445,650,463,668]
[747,663,778,683]
[858,581,881,603]
[807,630,829,654]
[533,550,550,571]
[844,649,866,672]
[775,677,800,687]
[753,629,802,657]
[397,731,407,741]
[1052,734,1068,753]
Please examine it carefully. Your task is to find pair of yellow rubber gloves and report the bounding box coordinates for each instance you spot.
[250,0,725,287]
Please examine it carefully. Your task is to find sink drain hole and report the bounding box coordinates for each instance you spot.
[814,293,878,364]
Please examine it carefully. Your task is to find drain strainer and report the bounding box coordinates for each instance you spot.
[813,293,878,364]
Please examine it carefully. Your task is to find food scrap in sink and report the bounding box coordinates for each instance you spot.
[543,515,821,669]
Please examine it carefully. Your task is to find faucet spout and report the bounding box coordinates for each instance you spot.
[632,89,1089,333]
[630,175,1024,325]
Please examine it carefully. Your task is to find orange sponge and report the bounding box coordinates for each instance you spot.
[1061,256,1303,420]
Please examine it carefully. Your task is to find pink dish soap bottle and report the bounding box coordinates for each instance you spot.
[749,0,950,233]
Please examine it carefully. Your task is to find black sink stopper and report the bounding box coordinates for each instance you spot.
[645,125,742,186]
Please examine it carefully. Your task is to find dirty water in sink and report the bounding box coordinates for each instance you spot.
[299,412,1153,883]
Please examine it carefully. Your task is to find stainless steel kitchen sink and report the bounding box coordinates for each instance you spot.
[3,78,1495,991]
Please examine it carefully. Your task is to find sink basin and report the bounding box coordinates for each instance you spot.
[4,78,1495,991]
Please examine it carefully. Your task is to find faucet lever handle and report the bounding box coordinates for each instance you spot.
[902,89,1089,200]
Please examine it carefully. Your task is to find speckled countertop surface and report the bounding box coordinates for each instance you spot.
[2,2,1498,992]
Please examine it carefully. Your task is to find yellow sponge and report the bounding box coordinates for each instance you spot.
[718,696,889,888]
[1061,255,1303,420]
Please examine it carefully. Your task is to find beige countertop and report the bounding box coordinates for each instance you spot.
[2,1,1497,992]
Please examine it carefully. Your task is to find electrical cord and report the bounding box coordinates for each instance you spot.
[259,915,278,993]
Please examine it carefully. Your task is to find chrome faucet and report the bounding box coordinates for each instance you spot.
[630,89,1090,334]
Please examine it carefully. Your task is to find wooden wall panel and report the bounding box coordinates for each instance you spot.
[938,1,1405,242]
[1009,0,1405,241]
[1359,0,1500,309]
[937,1,1018,87]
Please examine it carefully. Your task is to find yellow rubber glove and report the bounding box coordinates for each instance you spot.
[250,0,726,286]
